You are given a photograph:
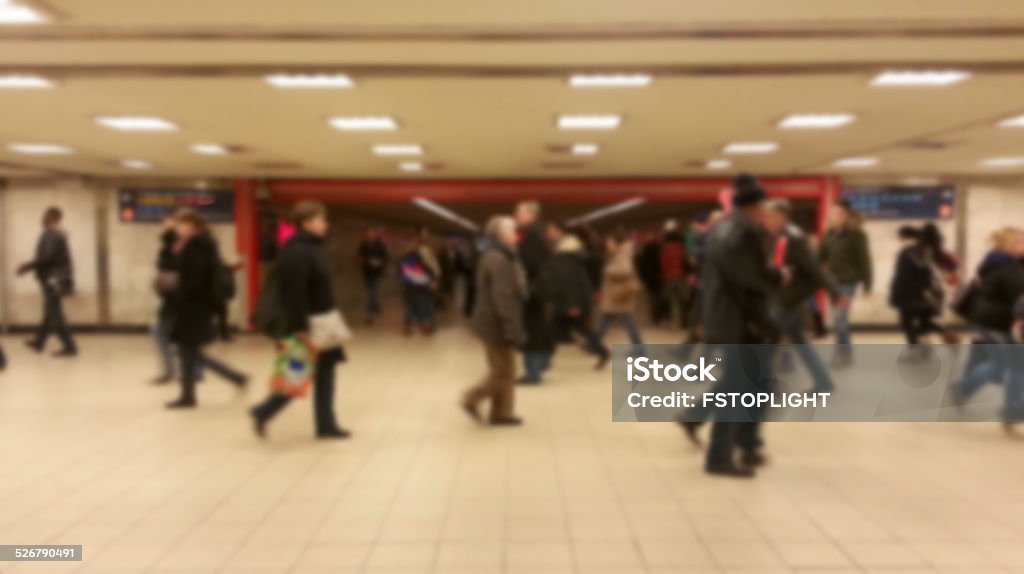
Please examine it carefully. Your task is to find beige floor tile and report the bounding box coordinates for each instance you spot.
[365,542,437,569]
[773,541,852,568]
[843,542,928,568]
[292,542,371,569]
[505,541,574,566]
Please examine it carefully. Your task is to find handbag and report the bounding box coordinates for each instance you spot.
[950,279,980,320]
[269,336,316,398]
[309,308,352,350]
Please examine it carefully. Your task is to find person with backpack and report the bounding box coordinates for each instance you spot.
[212,261,239,341]
[18,206,77,357]
[165,209,249,409]
[250,201,350,439]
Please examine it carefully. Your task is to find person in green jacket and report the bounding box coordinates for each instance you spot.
[819,200,873,368]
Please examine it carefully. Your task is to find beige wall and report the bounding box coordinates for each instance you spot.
[962,184,1024,276]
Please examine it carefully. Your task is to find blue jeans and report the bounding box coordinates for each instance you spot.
[364,275,383,317]
[956,330,1024,418]
[594,313,644,349]
[404,288,436,329]
[776,305,833,391]
[522,351,553,382]
[833,283,858,353]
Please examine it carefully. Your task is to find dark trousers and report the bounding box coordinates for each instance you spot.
[176,343,246,403]
[213,302,231,341]
[462,274,477,318]
[704,345,774,470]
[897,307,942,346]
[32,281,76,352]
[556,314,610,359]
[252,350,341,434]
[0,344,6,370]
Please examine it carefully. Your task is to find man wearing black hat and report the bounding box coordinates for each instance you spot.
[696,174,788,477]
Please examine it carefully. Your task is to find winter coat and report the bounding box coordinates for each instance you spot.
[170,233,220,347]
[889,244,940,313]
[820,215,873,290]
[701,209,783,344]
[970,251,1024,332]
[471,242,527,347]
[398,249,437,292]
[26,227,73,286]
[600,242,641,314]
[517,221,555,352]
[635,239,662,291]
[776,224,840,310]
[543,235,594,317]
[277,230,338,335]
[357,238,389,279]
[659,233,687,281]
[156,229,179,319]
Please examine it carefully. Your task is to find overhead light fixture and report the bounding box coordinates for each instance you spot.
[706,159,732,170]
[571,143,600,155]
[96,116,179,132]
[779,113,857,130]
[870,70,970,87]
[412,198,479,231]
[8,143,72,155]
[0,1,47,24]
[119,159,152,170]
[328,116,398,131]
[558,115,622,130]
[569,74,652,88]
[723,142,779,155]
[997,114,1024,128]
[373,144,423,156]
[191,143,231,156]
[0,75,53,88]
[980,156,1024,168]
[399,161,423,172]
[832,157,880,169]
[265,74,353,89]
[567,198,647,226]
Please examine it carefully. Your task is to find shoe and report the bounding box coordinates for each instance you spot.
[249,409,267,439]
[52,349,78,358]
[594,355,610,370]
[461,402,482,423]
[24,340,43,353]
[317,428,352,440]
[151,375,174,385]
[231,374,250,388]
[1003,421,1017,436]
[740,450,768,467]
[490,417,523,426]
[517,376,542,385]
[165,398,197,409]
[950,385,967,409]
[678,421,704,447]
[706,464,755,478]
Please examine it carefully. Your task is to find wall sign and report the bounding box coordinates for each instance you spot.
[118,188,235,223]
[841,186,955,220]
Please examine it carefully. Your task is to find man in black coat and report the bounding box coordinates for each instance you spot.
[515,200,556,383]
[357,227,389,325]
[18,207,77,357]
[693,174,787,478]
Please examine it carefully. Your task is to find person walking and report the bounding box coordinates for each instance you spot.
[659,219,689,330]
[544,221,610,369]
[890,226,946,352]
[594,231,644,351]
[635,230,665,325]
[251,201,350,439]
[763,200,845,391]
[515,201,556,384]
[461,215,528,426]
[357,227,389,325]
[165,209,248,409]
[398,230,439,335]
[18,207,77,357]
[820,200,872,368]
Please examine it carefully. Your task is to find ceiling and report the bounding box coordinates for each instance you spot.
[4,1,1024,179]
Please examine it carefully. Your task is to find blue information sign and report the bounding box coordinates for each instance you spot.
[118,188,235,223]
[841,186,955,220]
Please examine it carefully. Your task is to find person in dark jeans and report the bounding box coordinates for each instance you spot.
[357,227,389,325]
[251,201,349,440]
[820,200,873,368]
[166,209,248,409]
[515,201,556,384]
[18,206,77,357]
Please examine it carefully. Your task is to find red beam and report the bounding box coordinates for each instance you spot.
[233,179,259,328]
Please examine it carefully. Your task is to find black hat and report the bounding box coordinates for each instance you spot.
[732,173,766,207]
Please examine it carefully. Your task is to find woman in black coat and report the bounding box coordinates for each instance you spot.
[166,209,246,408]
[889,226,945,347]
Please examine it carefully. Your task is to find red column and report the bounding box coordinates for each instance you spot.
[233,179,260,328]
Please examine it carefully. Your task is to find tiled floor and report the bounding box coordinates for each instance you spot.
[0,326,1022,574]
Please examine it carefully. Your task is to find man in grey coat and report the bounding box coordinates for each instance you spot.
[18,206,77,357]
[462,215,528,426]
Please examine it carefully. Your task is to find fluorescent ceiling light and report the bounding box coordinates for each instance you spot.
[571,143,600,155]
[706,159,732,170]
[373,144,422,156]
[8,143,72,155]
[980,157,1024,168]
[779,113,856,129]
[265,74,353,89]
[0,75,53,88]
[120,159,152,170]
[569,74,652,88]
[723,142,778,155]
[558,115,622,130]
[567,198,647,226]
[412,198,478,231]
[96,116,179,132]
[0,2,47,24]
[997,114,1024,128]
[399,161,423,172]
[870,70,970,87]
[191,143,231,156]
[329,116,397,131]
[832,157,880,168]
